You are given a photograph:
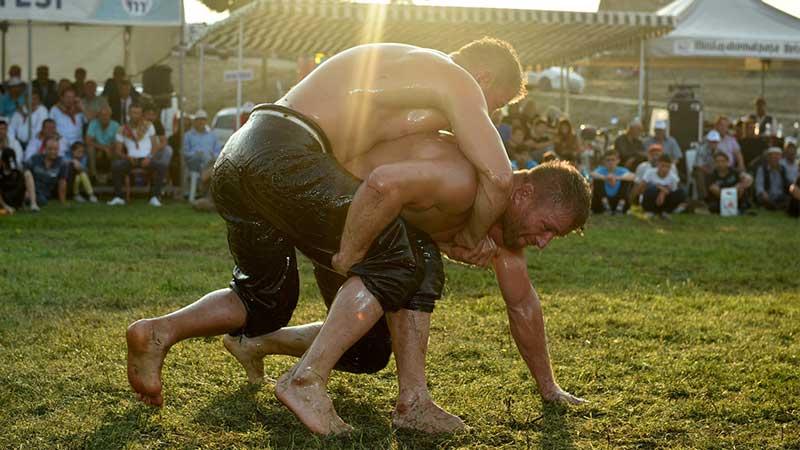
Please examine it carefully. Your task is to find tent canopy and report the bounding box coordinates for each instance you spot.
[198,0,675,66]
[650,0,800,60]
[2,0,182,79]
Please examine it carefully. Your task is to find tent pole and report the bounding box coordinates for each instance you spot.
[198,44,204,110]
[565,65,570,117]
[27,20,32,141]
[638,38,646,120]
[178,0,186,198]
[1,22,8,80]
[559,64,565,114]
[235,16,243,132]
[760,60,766,98]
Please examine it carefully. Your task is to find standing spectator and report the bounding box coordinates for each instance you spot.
[86,104,120,179]
[10,91,48,146]
[0,146,26,215]
[706,152,753,214]
[755,147,791,210]
[49,87,85,147]
[107,104,159,206]
[183,110,221,177]
[693,130,721,202]
[23,136,68,210]
[0,119,23,167]
[0,77,27,118]
[529,118,554,161]
[781,137,798,183]
[614,119,645,170]
[73,68,87,98]
[753,97,773,134]
[714,116,745,171]
[739,115,766,168]
[643,120,682,168]
[591,150,635,214]
[143,104,174,205]
[641,154,686,219]
[110,80,136,124]
[67,142,97,203]
[24,118,67,161]
[553,117,580,163]
[102,66,127,99]
[80,80,105,124]
[32,65,58,108]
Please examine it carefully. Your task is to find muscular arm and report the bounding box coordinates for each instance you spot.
[493,246,585,404]
[334,159,455,274]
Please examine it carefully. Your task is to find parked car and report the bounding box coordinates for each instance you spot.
[527,67,586,94]
[211,102,255,147]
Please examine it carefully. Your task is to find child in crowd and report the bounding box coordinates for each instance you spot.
[591,150,635,214]
[707,151,753,214]
[68,142,97,203]
[641,154,687,219]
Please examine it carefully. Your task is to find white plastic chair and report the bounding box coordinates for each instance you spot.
[684,148,698,199]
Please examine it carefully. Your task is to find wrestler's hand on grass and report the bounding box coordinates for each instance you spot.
[540,384,587,405]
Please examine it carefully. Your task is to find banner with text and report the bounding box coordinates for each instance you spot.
[674,39,800,60]
[1,0,181,26]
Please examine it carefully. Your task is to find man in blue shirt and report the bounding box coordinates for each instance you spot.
[182,109,221,174]
[23,136,68,211]
[0,78,26,118]
[86,104,120,178]
[591,150,635,214]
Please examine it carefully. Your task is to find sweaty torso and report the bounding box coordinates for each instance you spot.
[275,44,453,165]
[342,132,478,242]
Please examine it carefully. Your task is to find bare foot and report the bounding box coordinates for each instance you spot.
[275,368,353,436]
[223,334,266,384]
[126,319,170,407]
[392,394,466,434]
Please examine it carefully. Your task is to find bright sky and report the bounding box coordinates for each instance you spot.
[184,0,800,24]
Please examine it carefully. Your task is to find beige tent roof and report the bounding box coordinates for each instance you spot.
[198,0,675,65]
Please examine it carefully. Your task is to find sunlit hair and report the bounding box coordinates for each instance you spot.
[450,37,526,104]
[518,160,591,233]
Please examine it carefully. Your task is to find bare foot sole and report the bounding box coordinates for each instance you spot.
[275,369,353,436]
[392,396,466,434]
[223,334,266,384]
[126,319,170,407]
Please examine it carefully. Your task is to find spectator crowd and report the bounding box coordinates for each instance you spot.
[494,97,800,220]
[0,64,222,214]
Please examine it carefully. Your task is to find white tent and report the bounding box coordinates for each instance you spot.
[1,0,183,81]
[650,0,800,60]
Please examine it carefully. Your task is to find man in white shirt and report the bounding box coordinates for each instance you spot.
[49,86,85,148]
[10,91,48,146]
[641,154,686,219]
[108,104,159,206]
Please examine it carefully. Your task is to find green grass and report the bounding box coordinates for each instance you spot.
[1,204,798,449]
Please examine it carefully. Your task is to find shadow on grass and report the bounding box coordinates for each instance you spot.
[539,403,576,450]
[81,406,160,449]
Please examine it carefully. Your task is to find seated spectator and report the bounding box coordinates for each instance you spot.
[788,174,800,218]
[553,117,580,163]
[10,91,48,147]
[80,80,106,124]
[613,119,645,170]
[632,143,678,203]
[706,152,753,214]
[110,80,136,124]
[755,147,791,210]
[49,86,85,147]
[67,142,96,203]
[529,118,554,161]
[643,120,682,168]
[24,118,67,161]
[641,154,686,219]
[781,137,798,183]
[107,104,162,207]
[693,130,721,202]
[32,65,58,108]
[183,109,221,180]
[23,136,68,211]
[86,104,120,179]
[0,146,26,215]
[0,77,26,118]
[507,126,535,169]
[591,150,635,215]
[143,104,174,206]
[492,110,512,146]
[714,115,745,171]
[0,119,23,167]
[73,68,87,98]
[753,97,773,134]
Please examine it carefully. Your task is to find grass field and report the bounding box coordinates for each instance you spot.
[1,204,799,449]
